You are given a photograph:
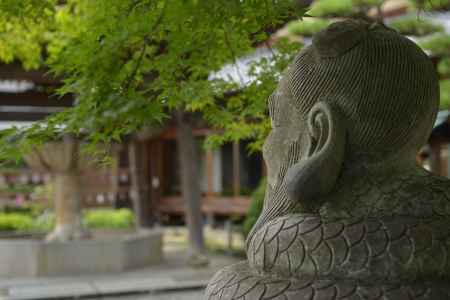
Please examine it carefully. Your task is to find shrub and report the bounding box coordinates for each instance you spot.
[0,208,135,232]
[419,33,450,56]
[243,178,266,237]
[389,16,444,37]
[308,0,353,17]
[0,213,33,231]
[286,18,330,37]
[440,79,450,109]
[84,208,134,229]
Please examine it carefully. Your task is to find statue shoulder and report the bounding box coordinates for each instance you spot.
[320,169,450,219]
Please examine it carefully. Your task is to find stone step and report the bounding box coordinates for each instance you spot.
[3,278,207,300]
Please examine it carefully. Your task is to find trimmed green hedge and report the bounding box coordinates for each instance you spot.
[0,213,33,231]
[84,208,134,229]
[286,18,331,37]
[0,208,135,232]
[390,16,444,37]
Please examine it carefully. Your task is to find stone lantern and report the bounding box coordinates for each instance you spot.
[24,135,89,241]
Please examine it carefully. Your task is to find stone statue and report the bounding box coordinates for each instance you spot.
[206,19,450,299]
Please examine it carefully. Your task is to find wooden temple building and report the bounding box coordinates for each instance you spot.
[0,62,264,223]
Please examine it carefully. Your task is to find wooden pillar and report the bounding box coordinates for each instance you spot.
[129,139,152,228]
[155,139,165,203]
[152,140,164,213]
[233,141,241,197]
[206,149,214,198]
[205,148,215,227]
[110,145,121,204]
[262,157,267,177]
[149,140,163,208]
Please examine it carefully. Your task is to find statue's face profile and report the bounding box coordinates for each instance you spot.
[263,74,307,191]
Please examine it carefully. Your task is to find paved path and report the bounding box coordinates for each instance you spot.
[0,252,238,300]
[99,290,204,300]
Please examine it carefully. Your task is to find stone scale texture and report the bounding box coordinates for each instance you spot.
[205,19,450,300]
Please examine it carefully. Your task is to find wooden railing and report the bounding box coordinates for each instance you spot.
[155,195,251,218]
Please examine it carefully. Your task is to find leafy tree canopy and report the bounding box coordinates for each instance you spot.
[0,0,305,161]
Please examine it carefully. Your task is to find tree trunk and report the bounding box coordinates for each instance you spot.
[128,139,153,228]
[174,110,208,266]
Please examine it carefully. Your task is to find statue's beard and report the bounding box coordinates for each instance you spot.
[246,141,303,248]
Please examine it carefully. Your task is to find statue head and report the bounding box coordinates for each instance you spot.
[250,19,439,244]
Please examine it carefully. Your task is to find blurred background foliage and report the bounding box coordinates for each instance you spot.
[410,0,450,10]
[390,16,444,36]
[286,18,331,36]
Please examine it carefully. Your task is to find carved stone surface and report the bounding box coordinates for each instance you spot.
[205,19,450,299]
[24,135,88,242]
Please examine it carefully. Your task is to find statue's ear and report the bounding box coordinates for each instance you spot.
[284,101,346,212]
